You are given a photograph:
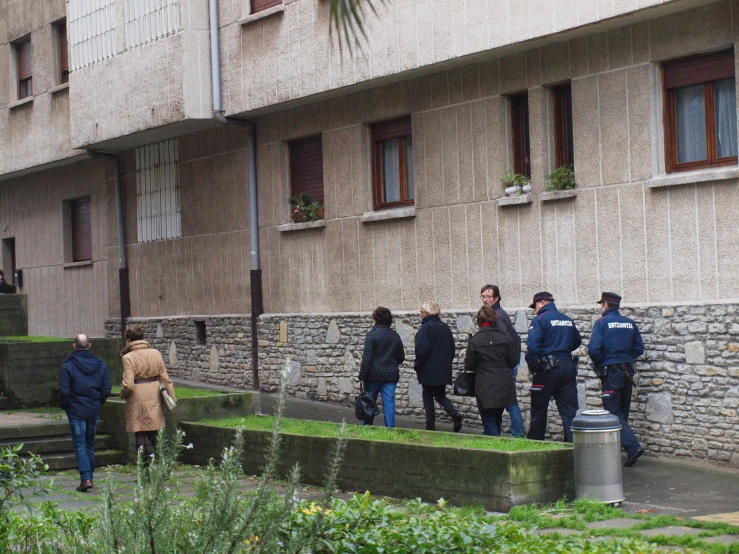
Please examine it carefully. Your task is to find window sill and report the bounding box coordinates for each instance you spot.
[646,166,739,189]
[540,189,577,202]
[63,261,93,269]
[238,4,285,26]
[360,206,416,223]
[9,97,33,110]
[49,82,69,95]
[277,219,326,233]
[497,195,533,207]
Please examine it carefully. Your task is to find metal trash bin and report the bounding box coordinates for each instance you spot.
[571,409,623,504]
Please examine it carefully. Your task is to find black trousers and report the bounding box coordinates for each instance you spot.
[527,361,578,443]
[422,385,457,430]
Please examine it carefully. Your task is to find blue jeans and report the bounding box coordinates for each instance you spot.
[363,381,397,427]
[480,408,504,436]
[506,366,525,437]
[68,416,99,482]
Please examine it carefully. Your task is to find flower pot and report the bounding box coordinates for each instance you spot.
[317,207,325,220]
[505,185,522,196]
[522,184,532,194]
[291,211,307,223]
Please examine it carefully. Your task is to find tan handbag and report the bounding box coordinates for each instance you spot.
[159,382,176,412]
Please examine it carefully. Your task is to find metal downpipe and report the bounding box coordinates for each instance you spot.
[247,122,262,391]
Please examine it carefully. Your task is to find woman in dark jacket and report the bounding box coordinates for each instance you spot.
[414,302,463,432]
[358,307,405,427]
[465,306,519,436]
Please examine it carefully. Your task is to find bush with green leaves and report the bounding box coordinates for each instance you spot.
[546,164,576,191]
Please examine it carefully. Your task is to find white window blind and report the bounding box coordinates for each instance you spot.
[69,0,117,71]
[124,0,180,49]
[136,139,181,242]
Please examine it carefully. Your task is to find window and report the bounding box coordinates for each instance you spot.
[663,50,737,173]
[135,139,181,242]
[289,135,324,205]
[553,84,574,168]
[16,38,32,99]
[57,20,69,84]
[124,0,180,49]
[194,320,206,345]
[71,198,92,262]
[372,117,414,210]
[251,0,282,14]
[68,0,116,70]
[510,93,531,179]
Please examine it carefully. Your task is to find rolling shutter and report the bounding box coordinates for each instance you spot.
[17,40,32,81]
[252,0,282,13]
[664,50,734,89]
[59,23,69,82]
[71,198,92,262]
[289,135,324,205]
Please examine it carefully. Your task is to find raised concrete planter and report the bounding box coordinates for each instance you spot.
[178,422,574,511]
[101,391,260,463]
[0,294,28,336]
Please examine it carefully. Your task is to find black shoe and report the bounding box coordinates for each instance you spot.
[625,449,644,467]
[453,414,463,433]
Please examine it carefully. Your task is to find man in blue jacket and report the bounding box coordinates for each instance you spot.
[589,292,645,467]
[525,292,581,442]
[58,334,112,492]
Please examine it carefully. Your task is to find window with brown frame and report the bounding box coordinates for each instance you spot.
[663,49,737,173]
[57,20,69,84]
[251,0,281,14]
[510,93,531,179]
[289,135,324,205]
[71,198,92,262]
[16,38,32,99]
[372,117,414,210]
[553,84,574,168]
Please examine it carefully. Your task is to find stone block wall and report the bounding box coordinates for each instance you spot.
[105,316,254,389]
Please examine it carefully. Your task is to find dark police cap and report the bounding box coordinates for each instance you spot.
[529,291,554,309]
[596,291,622,305]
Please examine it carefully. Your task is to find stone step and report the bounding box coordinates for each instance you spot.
[35,449,125,471]
[0,434,117,455]
[0,420,105,441]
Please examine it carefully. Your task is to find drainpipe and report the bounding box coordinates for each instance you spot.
[86,150,129,338]
[209,0,262,390]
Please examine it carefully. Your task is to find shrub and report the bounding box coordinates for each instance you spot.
[546,164,576,191]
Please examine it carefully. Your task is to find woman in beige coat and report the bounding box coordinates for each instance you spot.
[120,326,176,458]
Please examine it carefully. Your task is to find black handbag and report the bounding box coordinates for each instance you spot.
[354,383,380,420]
[453,371,476,397]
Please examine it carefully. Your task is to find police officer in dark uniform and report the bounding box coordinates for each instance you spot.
[588,292,645,467]
[525,292,582,443]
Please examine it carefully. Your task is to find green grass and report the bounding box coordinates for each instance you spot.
[0,335,70,342]
[202,415,569,452]
[110,386,229,398]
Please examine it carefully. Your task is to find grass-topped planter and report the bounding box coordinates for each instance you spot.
[180,416,574,512]
[101,387,260,463]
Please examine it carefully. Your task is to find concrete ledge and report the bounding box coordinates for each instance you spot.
[541,189,578,202]
[360,206,416,223]
[8,97,33,110]
[277,219,326,233]
[497,195,533,207]
[646,167,739,188]
[49,83,70,95]
[238,4,285,25]
[179,421,575,511]
[63,260,93,269]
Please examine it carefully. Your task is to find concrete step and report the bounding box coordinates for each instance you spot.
[36,449,125,471]
[0,420,105,441]
[0,434,117,455]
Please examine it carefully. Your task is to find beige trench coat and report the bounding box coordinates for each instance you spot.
[120,341,176,433]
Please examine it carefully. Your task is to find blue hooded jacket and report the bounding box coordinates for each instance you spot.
[58,349,112,419]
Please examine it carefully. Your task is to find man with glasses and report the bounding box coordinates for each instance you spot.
[589,292,645,467]
[480,285,524,437]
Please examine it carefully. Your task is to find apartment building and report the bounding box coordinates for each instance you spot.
[2,0,738,464]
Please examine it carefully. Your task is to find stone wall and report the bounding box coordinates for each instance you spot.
[0,294,28,336]
[108,302,739,466]
[105,316,254,389]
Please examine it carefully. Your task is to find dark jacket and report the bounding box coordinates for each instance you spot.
[0,279,15,294]
[465,326,518,410]
[359,324,405,382]
[58,349,112,419]
[414,315,456,386]
[525,303,582,371]
[492,300,521,368]
[589,308,644,367]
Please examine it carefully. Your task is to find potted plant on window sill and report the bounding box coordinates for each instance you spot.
[288,193,324,223]
[545,164,576,191]
[501,172,531,196]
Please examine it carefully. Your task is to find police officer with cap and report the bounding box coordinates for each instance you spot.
[525,292,582,442]
[588,292,645,467]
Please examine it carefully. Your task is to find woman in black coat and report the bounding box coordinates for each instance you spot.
[464,305,519,436]
[358,307,405,427]
[414,302,463,432]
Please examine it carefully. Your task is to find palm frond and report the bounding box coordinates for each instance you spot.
[328,0,382,57]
